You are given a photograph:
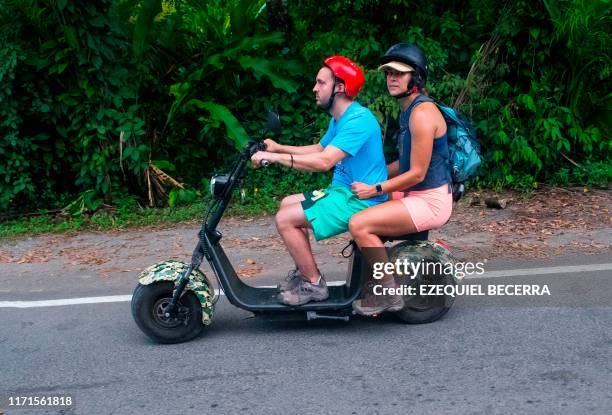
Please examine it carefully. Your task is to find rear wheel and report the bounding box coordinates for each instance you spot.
[387,241,456,324]
[131,281,204,344]
[394,271,455,324]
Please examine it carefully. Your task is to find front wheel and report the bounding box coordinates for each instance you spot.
[131,281,204,344]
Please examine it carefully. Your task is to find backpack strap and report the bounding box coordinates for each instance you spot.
[399,93,434,149]
[399,94,435,174]
[402,94,434,119]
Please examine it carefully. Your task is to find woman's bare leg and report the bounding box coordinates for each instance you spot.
[349,200,418,247]
[349,200,418,286]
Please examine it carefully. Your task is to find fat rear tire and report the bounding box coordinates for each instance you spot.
[395,272,455,324]
[131,281,204,344]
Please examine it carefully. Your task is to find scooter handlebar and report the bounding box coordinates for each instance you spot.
[246,141,270,167]
[247,141,268,157]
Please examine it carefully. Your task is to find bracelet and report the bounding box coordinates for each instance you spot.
[290,154,294,169]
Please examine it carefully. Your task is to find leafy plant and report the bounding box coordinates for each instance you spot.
[1,0,610,222]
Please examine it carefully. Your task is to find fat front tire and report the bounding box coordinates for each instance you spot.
[131,281,204,344]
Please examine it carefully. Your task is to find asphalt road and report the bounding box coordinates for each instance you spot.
[1,252,611,415]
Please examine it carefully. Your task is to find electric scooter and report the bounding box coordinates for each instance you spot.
[131,113,458,344]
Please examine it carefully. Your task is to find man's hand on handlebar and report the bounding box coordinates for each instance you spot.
[263,138,280,153]
[251,151,275,168]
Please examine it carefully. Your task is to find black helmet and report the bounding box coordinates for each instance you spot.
[380,43,428,85]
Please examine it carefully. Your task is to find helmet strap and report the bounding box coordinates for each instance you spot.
[391,76,421,99]
[322,78,344,111]
[392,90,411,99]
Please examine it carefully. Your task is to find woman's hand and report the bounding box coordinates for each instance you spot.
[263,138,280,153]
[351,182,377,200]
[251,151,276,168]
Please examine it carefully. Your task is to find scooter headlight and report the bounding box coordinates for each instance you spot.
[210,174,229,198]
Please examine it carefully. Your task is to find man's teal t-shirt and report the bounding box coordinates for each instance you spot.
[320,102,388,205]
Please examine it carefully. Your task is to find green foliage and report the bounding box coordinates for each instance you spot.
[0,197,208,238]
[163,0,299,151]
[0,0,301,215]
[464,0,611,188]
[1,0,146,212]
[168,188,198,207]
[1,0,610,223]
[238,167,331,213]
[552,161,612,187]
[63,189,103,217]
[185,100,250,149]
[544,0,611,132]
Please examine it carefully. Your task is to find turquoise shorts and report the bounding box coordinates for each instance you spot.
[301,186,370,241]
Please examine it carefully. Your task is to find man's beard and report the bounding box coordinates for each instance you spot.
[317,94,333,111]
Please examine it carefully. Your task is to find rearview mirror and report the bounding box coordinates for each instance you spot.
[265,111,281,134]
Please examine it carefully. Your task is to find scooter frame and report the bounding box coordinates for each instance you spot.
[165,141,429,321]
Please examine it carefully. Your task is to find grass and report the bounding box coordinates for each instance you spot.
[0,197,278,239]
[0,168,325,239]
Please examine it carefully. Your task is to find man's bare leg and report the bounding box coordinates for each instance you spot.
[278,193,309,244]
[275,201,319,283]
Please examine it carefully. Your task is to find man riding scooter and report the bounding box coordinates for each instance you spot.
[251,56,388,306]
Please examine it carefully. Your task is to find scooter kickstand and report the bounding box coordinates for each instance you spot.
[306,311,350,322]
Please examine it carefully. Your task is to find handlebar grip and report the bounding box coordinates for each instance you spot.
[247,141,268,156]
[261,160,270,167]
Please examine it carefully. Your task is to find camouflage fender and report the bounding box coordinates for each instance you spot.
[388,240,460,282]
[137,260,214,326]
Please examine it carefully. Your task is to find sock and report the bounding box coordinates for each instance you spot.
[312,275,322,286]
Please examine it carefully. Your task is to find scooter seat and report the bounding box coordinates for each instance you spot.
[378,230,429,243]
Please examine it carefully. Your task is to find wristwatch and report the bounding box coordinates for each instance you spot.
[375,183,383,194]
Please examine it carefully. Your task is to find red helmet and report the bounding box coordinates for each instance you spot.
[323,56,365,98]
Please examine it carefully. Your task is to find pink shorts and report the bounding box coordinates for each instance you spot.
[392,184,453,232]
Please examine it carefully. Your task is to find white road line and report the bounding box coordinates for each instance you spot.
[0,295,134,308]
[1,263,610,308]
[464,263,612,279]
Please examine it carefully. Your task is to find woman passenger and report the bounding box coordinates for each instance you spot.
[350,43,453,316]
